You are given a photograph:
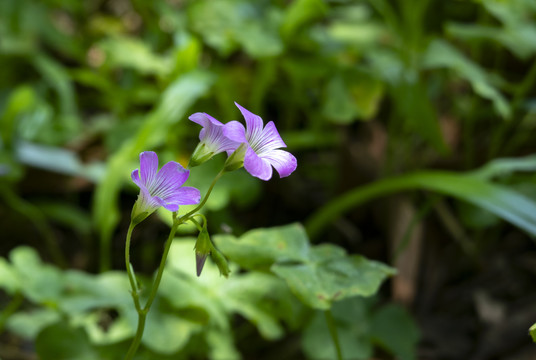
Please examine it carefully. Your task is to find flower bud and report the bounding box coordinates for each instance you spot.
[194,227,212,277]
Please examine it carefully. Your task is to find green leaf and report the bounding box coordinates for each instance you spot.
[468,154,536,180]
[16,141,105,182]
[1,85,36,147]
[9,246,63,304]
[0,257,20,294]
[280,0,327,39]
[370,304,420,360]
[188,0,282,58]
[391,77,448,154]
[213,223,310,269]
[97,36,170,76]
[35,322,98,360]
[530,322,536,343]
[7,309,61,339]
[272,255,395,310]
[142,298,202,355]
[423,39,510,118]
[220,272,298,339]
[302,298,373,360]
[322,73,384,124]
[306,169,536,239]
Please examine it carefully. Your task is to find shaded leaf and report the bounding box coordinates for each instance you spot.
[272,255,395,310]
[35,322,98,360]
[423,39,510,118]
[370,304,420,360]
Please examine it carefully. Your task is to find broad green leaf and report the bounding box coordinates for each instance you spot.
[214,223,310,269]
[220,272,297,339]
[206,328,241,360]
[142,298,202,355]
[97,36,170,76]
[272,255,395,310]
[81,312,132,345]
[370,304,420,360]
[0,257,20,294]
[9,246,63,304]
[423,39,510,118]
[6,309,61,339]
[58,271,131,315]
[35,322,98,360]
[302,298,373,360]
[188,0,282,58]
[530,322,536,343]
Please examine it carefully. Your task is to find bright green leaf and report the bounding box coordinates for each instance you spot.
[214,223,310,269]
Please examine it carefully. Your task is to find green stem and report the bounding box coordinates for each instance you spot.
[124,218,180,360]
[141,220,179,312]
[125,222,141,312]
[325,310,343,360]
[124,169,224,359]
[181,170,224,221]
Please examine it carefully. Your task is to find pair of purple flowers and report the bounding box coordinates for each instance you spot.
[131,103,297,218]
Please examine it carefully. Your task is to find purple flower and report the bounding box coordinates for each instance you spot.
[222,102,297,181]
[188,112,240,166]
[131,151,200,221]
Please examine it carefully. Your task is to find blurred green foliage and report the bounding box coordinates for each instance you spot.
[1,0,536,358]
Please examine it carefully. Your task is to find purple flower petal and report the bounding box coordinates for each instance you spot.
[131,169,142,187]
[235,102,264,141]
[131,152,200,218]
[261,149,297,178]
[190,113,240,156]
[166,187,201,205]
[244,147,273,181]
[229,103,297,180]
[254,121,287,154]
[222,121,247,144]
[151,161,189,195]
[140,151,159,186]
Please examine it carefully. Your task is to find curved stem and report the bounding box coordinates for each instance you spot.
[124,219,180,360]
[181,170,224,221]
[125,222,141,312]
[142,221,179,312]
[124,312,146,360]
